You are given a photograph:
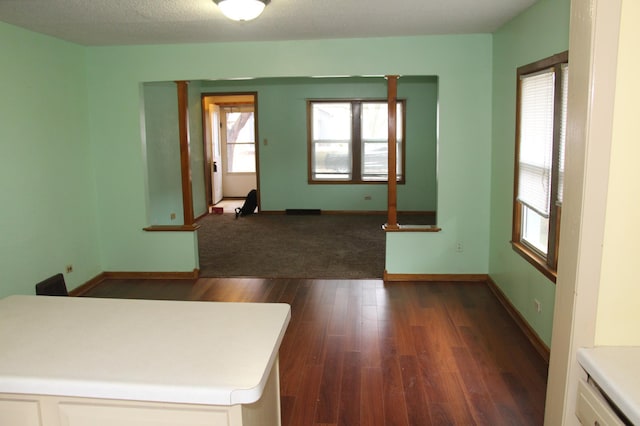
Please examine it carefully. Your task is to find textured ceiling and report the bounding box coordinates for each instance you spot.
[0,0,537,46]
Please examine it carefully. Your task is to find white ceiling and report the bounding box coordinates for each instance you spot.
[0,0,537,46]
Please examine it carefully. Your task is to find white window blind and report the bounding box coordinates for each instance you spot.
[557,64,569,204]
[518,69,555,218]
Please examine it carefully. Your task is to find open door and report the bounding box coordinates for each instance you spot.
[220,104,256,197]
[202,93,258,211]
[210,104,223,205]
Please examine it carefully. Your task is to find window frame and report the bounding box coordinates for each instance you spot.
[512,51,568,283]
[222,104,256,174]
[307,99,406,184]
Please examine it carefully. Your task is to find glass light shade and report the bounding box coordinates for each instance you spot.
[216,0,267,21]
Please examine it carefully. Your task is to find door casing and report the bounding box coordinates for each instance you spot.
[201,92,259,209]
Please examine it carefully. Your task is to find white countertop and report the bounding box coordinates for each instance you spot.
[0,295,290,406]
[577,346,640,425]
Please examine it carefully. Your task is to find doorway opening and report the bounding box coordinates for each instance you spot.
[202,93,259,213]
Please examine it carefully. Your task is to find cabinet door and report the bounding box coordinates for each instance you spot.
[59,402,235,426]
[0,398,42,426]
[576,380,624,426]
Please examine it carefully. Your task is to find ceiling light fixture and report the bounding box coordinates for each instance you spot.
[213,0,270,22]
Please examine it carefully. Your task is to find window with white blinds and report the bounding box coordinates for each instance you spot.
[518,69,555,218]
[512,52,568,283]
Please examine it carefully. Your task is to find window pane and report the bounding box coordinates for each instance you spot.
[227,143,255,173]
[362,142,402,181]
[362,102,403,181]
[521,204,549,255]
[311,103,352,180]
[226,112,254,143]
[313,142,351,180]
[225,110,255,173]
[362,103,403,140]
[518,70,555,217]
[363,142,387,179]
[312,103,351,140]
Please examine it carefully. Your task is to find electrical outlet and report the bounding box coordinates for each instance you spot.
[455,241,463,253]
[65,264,73,273]
[170,213,176,220]
[534,299,542,313]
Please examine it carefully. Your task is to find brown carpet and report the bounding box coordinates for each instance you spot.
[197,212,435,279]
[196,213,387,278]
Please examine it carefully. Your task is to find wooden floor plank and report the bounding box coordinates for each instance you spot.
[287,364,323,426]
[440,372,478,425]
[361,305,382,368]
[361,367,385,426]
[344,293,363,352]
[398,355,431,426]
[315,336,345,424]
[381,353,410,426]
[79,278,548,426]
[338,351,361,426]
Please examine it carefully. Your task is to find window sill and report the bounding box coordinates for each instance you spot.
[308,180,406,185]
[511,241,557,283]
[143,224,200,232]
[383,224,441,232]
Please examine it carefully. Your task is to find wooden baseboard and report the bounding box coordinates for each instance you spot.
[486,276,550,363]
[258,210,436,216]
[102,270,200,280]
[383,271,489,282]
[69,272,107,296]
[194,211,209,221]
[70,270,200,297]
[143,224,200,232]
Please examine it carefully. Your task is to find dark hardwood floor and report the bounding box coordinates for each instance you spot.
[80,278,548,425]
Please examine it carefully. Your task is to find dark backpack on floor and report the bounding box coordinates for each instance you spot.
[235,189,257,219]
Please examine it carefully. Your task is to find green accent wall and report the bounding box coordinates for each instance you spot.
[489,0,571,346]
[84,35,492,275]
[141,80,207,226]
[0,22,101,296]
[142,82,182,225]
[189,81,207,219]
[197,76,437,212]
[88,74,198,272]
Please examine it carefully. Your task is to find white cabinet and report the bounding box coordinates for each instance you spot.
[0,394,245,426]
[577,347,640,425]
[59,402,232,426]
[0,398,41,426]
[576,379,624,426]
[0,296,290,426]
[0,360,280,426]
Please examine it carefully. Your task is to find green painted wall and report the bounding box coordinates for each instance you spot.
[84,35,492,274]
[142,82,182,225]
[198,76,437,212]
[489,0,571,345]
[0,22,101,296]
[88,75,198,272]
[141,81,207,226]
[189,81,207,219]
